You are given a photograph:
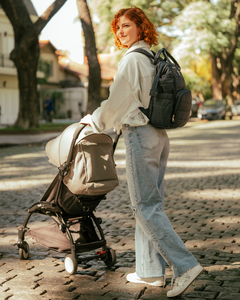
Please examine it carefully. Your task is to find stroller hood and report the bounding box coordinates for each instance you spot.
[46,123,94,167]
[45,123,119,196]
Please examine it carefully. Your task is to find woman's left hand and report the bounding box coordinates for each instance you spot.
[80,114,92,124]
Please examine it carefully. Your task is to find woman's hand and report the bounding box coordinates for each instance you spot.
[79,114,92,125]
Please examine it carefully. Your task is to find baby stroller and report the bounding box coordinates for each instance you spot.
[17,123,120,275]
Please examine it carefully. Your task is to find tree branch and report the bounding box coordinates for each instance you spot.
[230,0,237,18]
[17,0,68,56]
[34,0,68,36]
[228,0,240,60]
[0,0,32,37]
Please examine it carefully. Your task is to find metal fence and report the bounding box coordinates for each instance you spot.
[0,53,15,68]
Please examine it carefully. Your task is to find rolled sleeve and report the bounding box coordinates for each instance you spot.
[91,74,143,132]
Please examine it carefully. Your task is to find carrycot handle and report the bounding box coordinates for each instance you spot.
[113,131,122,154]
[59,124,87,176]
[67,124,87,165]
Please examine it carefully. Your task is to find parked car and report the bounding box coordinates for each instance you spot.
[197,99,232,120]
[232,100,240,116]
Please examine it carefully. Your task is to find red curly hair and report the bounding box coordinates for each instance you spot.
[110,7,159,49]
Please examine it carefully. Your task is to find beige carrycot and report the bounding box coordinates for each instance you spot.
[46,123,119,196]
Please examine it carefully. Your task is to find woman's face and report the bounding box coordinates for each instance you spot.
[116,15,139,48]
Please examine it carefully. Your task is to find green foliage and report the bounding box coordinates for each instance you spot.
[37,58,53,84]
[233,47,240,77]
[91,0,196,51]
[92,0,239,100]
[183,71,212,100]
[0,123,72,132]
[173,0,234,58]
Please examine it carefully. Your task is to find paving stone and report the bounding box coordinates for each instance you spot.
[10,296,44,300]
[222,281,240,287]
[214,276,240,281]
[96,271,126,283]
[217,292,240,299]
[39,290,80,299]
[1,120,240,299]
[75,295,114,300]
[183,291,218,299]
[205,286,240,293]
[104,290,139,299]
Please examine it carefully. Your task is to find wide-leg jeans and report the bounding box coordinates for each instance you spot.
[122,124,198,278]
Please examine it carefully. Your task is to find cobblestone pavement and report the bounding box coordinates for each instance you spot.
[0,119,240,300]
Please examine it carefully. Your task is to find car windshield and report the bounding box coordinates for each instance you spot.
[203,100,222,107]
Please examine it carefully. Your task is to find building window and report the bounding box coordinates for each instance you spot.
[38,59,53,77]
[46,60,53,76]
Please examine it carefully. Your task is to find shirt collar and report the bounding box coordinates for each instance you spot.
[124,40,151,56]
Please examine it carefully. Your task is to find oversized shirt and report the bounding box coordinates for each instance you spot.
[90,40,155,133]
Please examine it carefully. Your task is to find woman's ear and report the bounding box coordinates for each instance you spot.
[138,24,145,40]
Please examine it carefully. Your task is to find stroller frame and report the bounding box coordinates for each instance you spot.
[17,125,121,274]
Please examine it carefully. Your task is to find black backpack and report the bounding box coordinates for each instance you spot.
[131,48,192,129]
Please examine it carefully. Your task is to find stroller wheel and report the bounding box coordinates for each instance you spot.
[104,247,116,267]
[64,254,78,275]
[19,241,29,260]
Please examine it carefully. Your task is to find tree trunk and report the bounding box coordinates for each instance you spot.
[210,52,235,105]
[0,0,67,128]
[13,39,40,128]
[76,0,102,114]
[209,1,240,104]
[209,53,222,100]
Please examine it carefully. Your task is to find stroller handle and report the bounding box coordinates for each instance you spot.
[113,130,122,154]
[59,124,87,175]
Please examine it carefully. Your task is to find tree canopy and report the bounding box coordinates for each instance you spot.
[92,0,240,101]
[92,0,197,52]
[173,0,240,102]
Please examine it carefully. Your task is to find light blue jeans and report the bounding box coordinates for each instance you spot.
[122,124,198,278]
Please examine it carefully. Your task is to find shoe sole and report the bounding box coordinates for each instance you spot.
[167,267,204,298]
[127,279,165,287]
[127,274,165,287]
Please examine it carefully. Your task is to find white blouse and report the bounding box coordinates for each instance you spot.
[90,40,155,132]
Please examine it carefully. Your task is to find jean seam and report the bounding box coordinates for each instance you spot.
[135,208,173,271]
[128,135,174,271]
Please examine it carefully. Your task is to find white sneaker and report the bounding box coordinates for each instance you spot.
[167,264,204,298]
[127,272,165,287]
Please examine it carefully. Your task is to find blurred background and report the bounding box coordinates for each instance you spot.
[0,0,239,129]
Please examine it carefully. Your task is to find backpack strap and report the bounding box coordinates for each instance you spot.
[149,62,166,97]
[156,48,181,69]
[128,48,167,101]
[128,48,155,60]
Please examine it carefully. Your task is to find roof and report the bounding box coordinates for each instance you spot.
[58,55,118,81]
[39,40,118,81]
[39,40,58,52]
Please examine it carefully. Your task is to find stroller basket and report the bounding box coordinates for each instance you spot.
[40,173,104,217]
[17,124,121,275]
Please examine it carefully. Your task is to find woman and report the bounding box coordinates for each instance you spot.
[80,6,203,298]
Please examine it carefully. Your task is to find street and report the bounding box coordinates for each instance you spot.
[0,119,240,300]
